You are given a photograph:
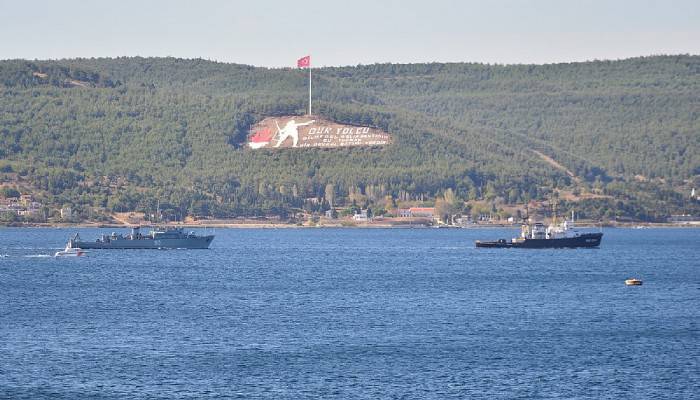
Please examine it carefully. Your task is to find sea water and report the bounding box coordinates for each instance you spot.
[0,227,698,399]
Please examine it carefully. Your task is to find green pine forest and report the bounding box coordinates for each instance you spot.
[0,55,698,222]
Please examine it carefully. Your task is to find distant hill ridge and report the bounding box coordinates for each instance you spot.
[0,55,698,221]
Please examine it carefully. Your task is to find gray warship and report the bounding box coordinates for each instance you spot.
[475,211,603,249]
[69,226,214,249]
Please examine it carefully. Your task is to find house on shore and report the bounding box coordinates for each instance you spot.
[352,209,370,222]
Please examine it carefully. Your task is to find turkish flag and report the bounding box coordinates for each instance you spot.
[297,55,310,68]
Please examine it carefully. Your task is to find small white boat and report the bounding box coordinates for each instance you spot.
[625,278,643,286]
[55,245,87,257]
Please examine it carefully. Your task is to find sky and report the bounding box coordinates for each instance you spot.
[1,0,698,67]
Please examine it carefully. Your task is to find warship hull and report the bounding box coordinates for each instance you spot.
[74,236,214,249]
[476,233,603,249]
[69,226,215,250]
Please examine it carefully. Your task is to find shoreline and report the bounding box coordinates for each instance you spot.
[1,222,698,229]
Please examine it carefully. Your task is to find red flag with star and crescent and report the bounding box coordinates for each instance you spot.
[297,55,310,68]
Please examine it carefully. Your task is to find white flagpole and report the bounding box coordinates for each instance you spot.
[308,60,312,115]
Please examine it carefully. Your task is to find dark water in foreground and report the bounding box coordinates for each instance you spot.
[0,227,698,399]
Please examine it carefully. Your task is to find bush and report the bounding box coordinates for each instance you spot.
[1,187,21,198]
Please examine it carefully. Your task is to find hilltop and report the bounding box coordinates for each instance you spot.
[0,55,698,223]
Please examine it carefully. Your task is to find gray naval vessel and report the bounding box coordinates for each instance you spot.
[70,226,214,249]
[476,211,602,249]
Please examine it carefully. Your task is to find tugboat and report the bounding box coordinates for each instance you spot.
[69,226,214,249]
[475,211,602,249]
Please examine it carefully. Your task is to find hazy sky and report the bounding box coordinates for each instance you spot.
[1,0,698,66]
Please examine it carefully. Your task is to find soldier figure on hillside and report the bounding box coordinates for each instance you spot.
[274,119,315,148]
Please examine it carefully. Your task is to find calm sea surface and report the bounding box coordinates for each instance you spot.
[0,227,698,399]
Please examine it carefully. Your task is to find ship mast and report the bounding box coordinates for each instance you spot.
[524,203,529,223]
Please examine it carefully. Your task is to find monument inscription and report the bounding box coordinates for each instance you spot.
[248,116,391,149]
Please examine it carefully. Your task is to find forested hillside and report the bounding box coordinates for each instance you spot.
[1,56,698,222]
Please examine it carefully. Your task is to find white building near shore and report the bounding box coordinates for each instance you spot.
[352,209,370,222]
